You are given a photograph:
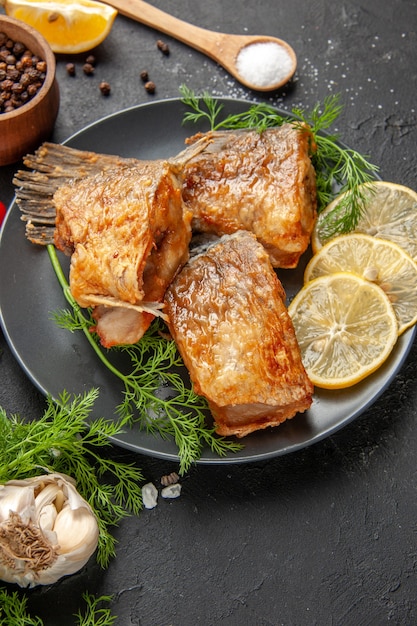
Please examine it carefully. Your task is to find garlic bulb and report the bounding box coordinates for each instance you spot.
[0,473,99,588]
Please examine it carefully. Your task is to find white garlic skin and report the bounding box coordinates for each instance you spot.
[0,473,99,588]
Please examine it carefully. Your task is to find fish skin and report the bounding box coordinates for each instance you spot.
[181,125,317,268]
[165,230,314,438]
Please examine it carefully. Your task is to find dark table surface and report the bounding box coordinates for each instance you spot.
[1,1,417,624]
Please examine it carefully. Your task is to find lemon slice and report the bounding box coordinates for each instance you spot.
[288,272,398,389]
[312,181,417,261]
[304,233,417,335]
[4,0,118,54]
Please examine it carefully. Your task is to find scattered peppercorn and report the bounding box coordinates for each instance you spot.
[156,39,170,55]
[66,62,76,76]
[0,32,47,114]
[36,60,47,73]
[140,69,149,82]
[144,80,156,94]
[85,54,96,66]
[82,62,95,75]
[99,80,111,96]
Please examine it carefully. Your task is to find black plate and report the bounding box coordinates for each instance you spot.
[0,98,415,464]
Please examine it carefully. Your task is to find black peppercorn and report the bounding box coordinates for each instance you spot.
[0,36,47,114]
[85,54,96,66]
[99,80,111,96]
[156,39,170,55]
[82,62,94,75]
[140,70,149,82]
[66,62,76,76]
[13,41,25,56]
[27,83,38,97]
[145,80,156,94]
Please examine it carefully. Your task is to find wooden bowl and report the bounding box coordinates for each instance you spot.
[0,14,60,165]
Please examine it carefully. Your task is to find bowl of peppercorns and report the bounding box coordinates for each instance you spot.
[0,14,59,165]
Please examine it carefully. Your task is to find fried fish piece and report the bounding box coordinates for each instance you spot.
[181,125,317,268]
[165,230,314,437]
[14,142,141,245]
[54,161,191,347]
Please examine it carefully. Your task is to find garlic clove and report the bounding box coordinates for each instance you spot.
[34,482,61,510]
[53,504,99,555]
[38,503,58,535]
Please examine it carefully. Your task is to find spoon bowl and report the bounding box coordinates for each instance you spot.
[104,0,297,91]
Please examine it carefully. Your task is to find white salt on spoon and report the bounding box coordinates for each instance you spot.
[236,40,295,89]
[104,0,297,91]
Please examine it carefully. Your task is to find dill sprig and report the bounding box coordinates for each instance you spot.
[0,589,116,626]
[0,389,143,568]
[75,593,116,626]
[293,98,379,236]
[0,588,43,625]
[179,86,379,237]
[48,245,242,475]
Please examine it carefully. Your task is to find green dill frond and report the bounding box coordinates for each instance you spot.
[180,84,224,129]
[74,593,117,626]
[292,93,344,133]
[0,588,44,625]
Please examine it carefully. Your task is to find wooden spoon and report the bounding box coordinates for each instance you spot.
[104,0,297,91]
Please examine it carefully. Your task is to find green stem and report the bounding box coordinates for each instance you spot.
[47,245,129,383]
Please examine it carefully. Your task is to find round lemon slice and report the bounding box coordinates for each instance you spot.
[312,181,417,261]
[288,272,398,389]
[304,233,417,335]
[4,0,118,54]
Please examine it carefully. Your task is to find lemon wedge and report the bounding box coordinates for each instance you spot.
[288,272,398,389]
[304,233,417,335]
[4,0,118,53]
[312,181,417,261]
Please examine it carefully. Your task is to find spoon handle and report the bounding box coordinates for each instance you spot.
[103,0,230,61]
[103,0,297,91]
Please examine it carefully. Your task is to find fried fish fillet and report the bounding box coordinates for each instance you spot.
[53,161,191,347]
[181,125,317,268]
[165,230,314,437]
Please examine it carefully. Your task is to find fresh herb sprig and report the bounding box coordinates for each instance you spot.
[0,587,43,626]
[48,246,242,475]
[0,588,43,626]
[294,99,379,236]
[180,86,379,238]
[0,589,116,626]
[0,389,142,568]
[75,593,116,626]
